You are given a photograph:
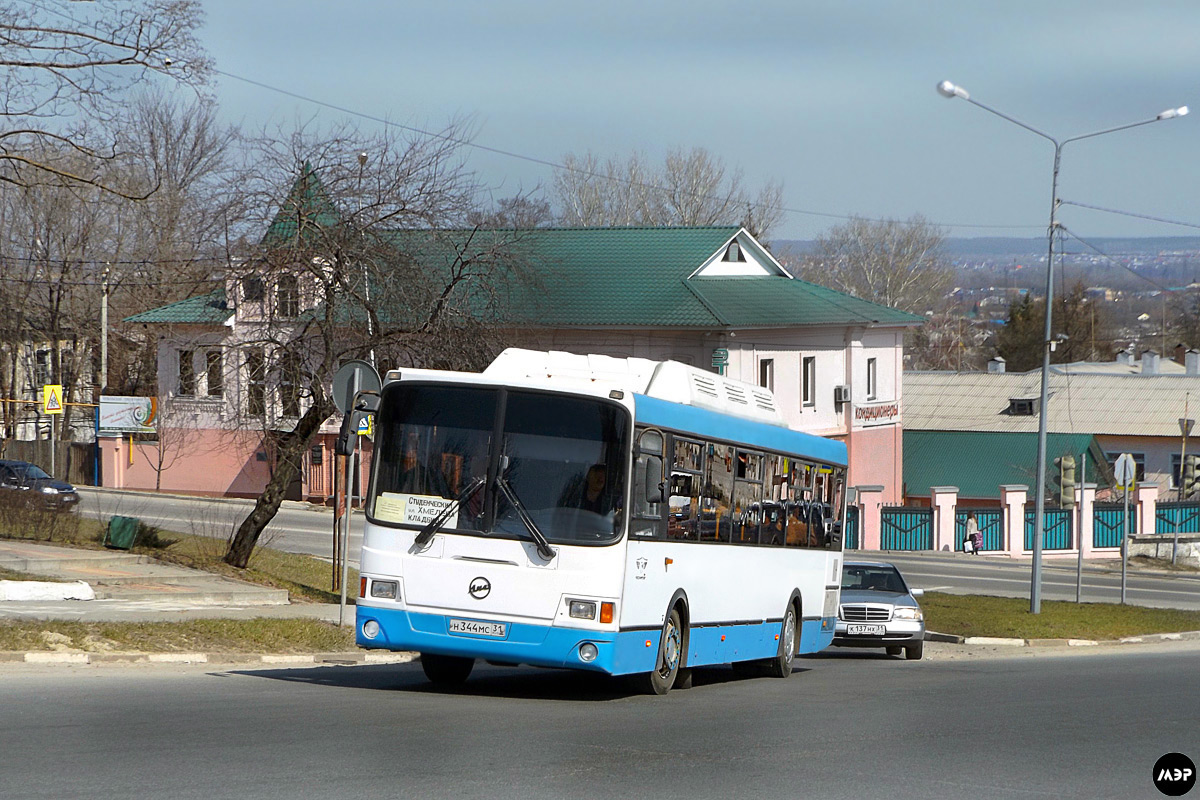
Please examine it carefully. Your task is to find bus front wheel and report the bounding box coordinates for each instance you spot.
[421,653,475,686]
[766,603,797,678]
[637,608,683,695]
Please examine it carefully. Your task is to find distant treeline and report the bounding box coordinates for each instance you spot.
[775,237,1200,259]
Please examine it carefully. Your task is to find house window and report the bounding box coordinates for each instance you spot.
[758,358,774,392]
[246,349,266,417]
[178,349,195,395]
[802,356,816,407]
[1007,398,1036,416]
[277,275,299,318]
[34,349,51,386]
[723,241,746,262]
[279,352,302,418]
[206,350,223,397]
[242,276,264,304]
[866,357,877,400]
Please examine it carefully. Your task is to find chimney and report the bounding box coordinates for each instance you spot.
[1141,350,1160,375]
[1116,349,1134,366]
[1176,343,1189,365]
[1187,349,1200,376]
[987,356,1006,374]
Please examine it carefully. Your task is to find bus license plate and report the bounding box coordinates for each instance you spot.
[449,618,508,638]
[847,624,885,636]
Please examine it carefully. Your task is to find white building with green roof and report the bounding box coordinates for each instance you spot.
[116,214,921,503]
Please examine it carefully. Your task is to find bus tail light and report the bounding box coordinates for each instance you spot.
[600,602,614,624]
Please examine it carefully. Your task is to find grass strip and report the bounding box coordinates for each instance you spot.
[0,618,356,654]
[922,591,1200,640]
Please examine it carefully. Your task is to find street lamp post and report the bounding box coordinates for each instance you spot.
[936,80,1188,613]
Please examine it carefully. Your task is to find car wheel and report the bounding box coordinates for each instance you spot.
[886,646,902,657]
[766,603,797,678]
[421,653,474,686]
[905,641,924,660]
[637,607,682,695]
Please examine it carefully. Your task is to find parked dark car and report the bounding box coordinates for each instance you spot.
[0,460,80,510]
[833,560,925,660]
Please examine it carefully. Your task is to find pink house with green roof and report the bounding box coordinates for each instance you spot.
[116,221,920,504]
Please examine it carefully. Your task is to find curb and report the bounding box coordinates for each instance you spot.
[0,650,418,666]
[932,629,1200,649]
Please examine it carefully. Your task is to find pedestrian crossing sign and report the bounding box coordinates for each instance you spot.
[356,415,373,436]
[42,384,64,415]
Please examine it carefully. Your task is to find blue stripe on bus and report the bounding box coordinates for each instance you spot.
[357,606,836,675]
[632,394,848,466]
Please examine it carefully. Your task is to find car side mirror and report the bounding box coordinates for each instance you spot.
[910,588,924,597]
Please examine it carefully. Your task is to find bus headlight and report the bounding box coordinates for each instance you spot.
[568,600,597,620]
[362,620,381,639]
[578,642,598,662]
[370,580,398,600]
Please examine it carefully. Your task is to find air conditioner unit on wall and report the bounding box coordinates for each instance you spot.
[833,385,851,405]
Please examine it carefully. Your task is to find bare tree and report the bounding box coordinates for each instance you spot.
[0,0,210,195]
[553,146,784,239]
[798,215,952,315]
[221,121,529,568]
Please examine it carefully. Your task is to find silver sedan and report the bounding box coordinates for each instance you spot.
[833,560,926,660]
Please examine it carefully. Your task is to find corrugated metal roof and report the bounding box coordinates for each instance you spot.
[903,429,1107,499]
[125,290,229,324]
[905,370,1200,438]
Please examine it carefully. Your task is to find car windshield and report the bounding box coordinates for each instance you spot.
[369,383,630,544]
[842,564,908,594]
[12,463,50,481]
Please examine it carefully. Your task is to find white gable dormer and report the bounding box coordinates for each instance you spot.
[688,229,790,279]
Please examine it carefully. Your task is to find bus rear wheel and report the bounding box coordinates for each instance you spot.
[765,603,797,678]
[421,653,475,686]
[637,608,682,695]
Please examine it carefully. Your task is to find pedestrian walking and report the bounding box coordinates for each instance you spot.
[965,512,981,555]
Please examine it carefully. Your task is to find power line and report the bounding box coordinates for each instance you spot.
[1060,200,1200,232]
[213,68,1040,233]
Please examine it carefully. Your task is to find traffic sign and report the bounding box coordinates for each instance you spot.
[356,415,373,436]
[1113,453,1136,490]
[42,384,63,415]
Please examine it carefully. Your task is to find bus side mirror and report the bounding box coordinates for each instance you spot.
[335,413,356,456]
[644,455,665,505]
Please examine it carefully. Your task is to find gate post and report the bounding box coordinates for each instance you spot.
[1078,482,1097,559]
[1136,484,1158,538]
[1000,485,1028,557]
[856,485,885,552]
[930,486,959,552]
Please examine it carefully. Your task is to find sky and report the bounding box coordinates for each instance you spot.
[193,0,1199,243]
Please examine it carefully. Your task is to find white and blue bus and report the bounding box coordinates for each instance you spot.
[355,349,848,693]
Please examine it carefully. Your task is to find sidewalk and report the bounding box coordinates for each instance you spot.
[0,539,347,623]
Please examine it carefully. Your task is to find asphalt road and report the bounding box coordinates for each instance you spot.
[2,643,1196,799]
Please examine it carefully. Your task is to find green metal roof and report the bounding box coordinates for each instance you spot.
[125,290,229,324]
[903,429,1110,501]
[126,225,922,329]
[260,164,341,247]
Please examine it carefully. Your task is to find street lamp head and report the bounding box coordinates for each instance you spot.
[1157,106,1189,121]
[357,151,368,167]
[937,80,969,100]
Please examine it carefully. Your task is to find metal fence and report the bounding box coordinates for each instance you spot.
[1094,503,1137,548]
[880,506,933,551]
[1024,507,1073,550]
[954,508,1004,552]
[843,505,860,550]
[1155,502,1200,535]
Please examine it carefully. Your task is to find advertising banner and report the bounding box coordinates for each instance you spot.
[99,396,158,434]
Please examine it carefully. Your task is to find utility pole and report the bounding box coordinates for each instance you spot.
[100,265,109,396]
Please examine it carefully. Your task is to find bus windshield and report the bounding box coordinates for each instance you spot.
[369,383,630,544]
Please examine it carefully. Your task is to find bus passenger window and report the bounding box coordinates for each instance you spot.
[703,443,734,542]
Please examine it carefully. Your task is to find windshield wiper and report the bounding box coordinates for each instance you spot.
[413,476,486,547]
[495,475,556,561]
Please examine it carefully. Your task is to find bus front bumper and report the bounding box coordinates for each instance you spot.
[356,605,659,675]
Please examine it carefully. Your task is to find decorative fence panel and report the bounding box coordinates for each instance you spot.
[954,509,1004,552]
[880,506,934,551]
[843,506,860,550]
[1024,507,1074,550]
[1155,502,1200,535]
[1094,503,1137,548]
